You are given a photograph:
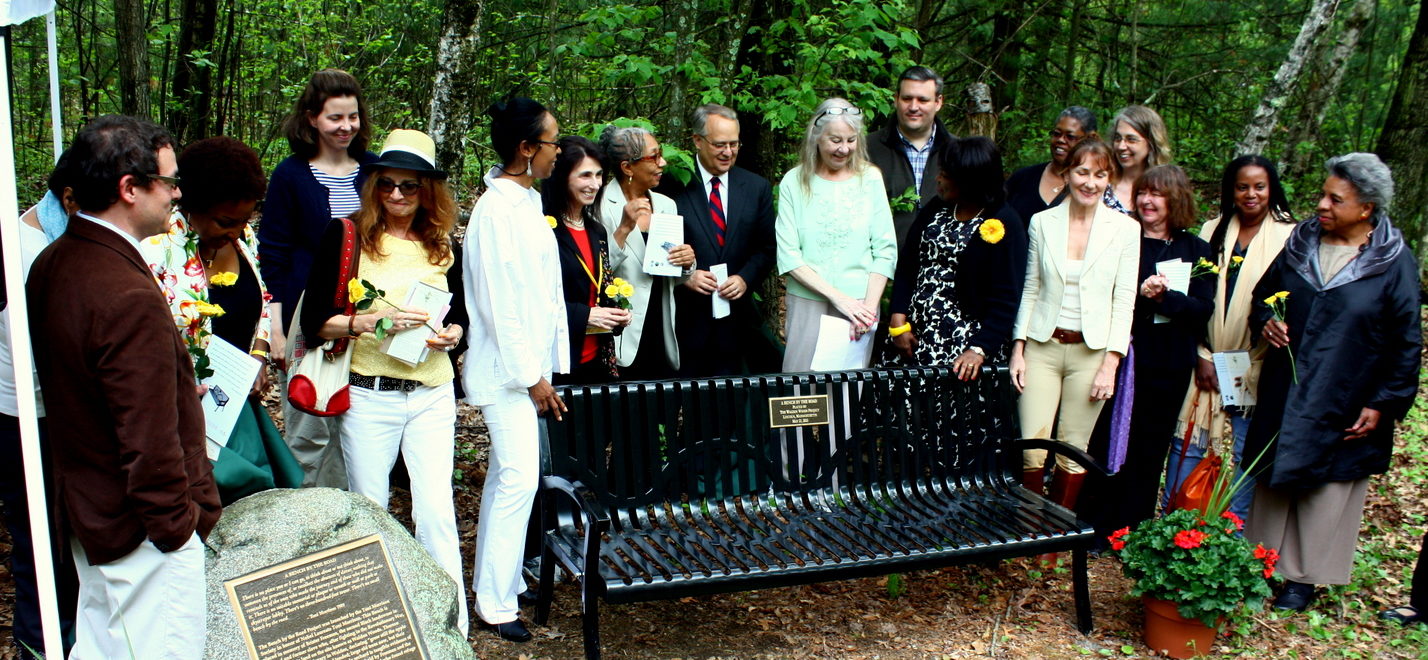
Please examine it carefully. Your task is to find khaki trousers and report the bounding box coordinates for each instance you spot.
[1246,479,1369,585]
[1019,338,1107,474]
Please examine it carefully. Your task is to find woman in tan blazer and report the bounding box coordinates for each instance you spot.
[1010,139,1140,520]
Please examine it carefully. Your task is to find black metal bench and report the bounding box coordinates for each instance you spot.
[534,366,1104,659]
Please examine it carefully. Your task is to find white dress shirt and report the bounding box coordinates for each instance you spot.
[696,159,729,219]
[78,212,144,256]
[461,168,570,405]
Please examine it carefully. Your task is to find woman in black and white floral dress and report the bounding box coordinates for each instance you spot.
[885,137,1026,377]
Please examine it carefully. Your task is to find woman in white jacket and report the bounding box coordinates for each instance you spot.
[462,95,569,643]
[1010,138,1140,521]
[596,125,695,380]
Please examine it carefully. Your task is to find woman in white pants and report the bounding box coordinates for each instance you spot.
[462,95,570,643]
[300,129,469,634]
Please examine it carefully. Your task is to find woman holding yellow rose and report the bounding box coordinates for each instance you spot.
[300,129,469,634]
[142,136,303,504]
[884,137,1026,379]
[542,136,631,384]
[1243,153,1420,613]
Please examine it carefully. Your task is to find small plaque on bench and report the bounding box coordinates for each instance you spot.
[768,394,831,428]
[224,534,428,660]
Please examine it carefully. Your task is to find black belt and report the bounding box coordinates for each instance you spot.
[349,373,421,392]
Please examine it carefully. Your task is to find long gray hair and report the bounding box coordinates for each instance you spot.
[796,97,869,194]
[1326,152,1394,215]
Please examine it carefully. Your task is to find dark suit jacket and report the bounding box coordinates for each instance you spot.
[553,218,615,369]
[669,166,777,375]
[27,217,220,565]
[866,117,953,249]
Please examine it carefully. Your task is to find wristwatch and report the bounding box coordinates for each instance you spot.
[968,345,986,357]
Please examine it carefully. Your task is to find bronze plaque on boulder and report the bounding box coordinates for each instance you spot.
[225,534,428,660]
[768,394,831,428]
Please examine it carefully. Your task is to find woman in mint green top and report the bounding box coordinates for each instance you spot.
[776,98,898,371]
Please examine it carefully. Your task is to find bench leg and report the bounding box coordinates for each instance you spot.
[1073,547,1092,634]
[535,540,555,625]
[581,584,602,660]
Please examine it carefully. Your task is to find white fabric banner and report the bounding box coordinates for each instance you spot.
[0,0,55,26]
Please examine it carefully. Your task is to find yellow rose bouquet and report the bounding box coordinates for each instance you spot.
[604,277,635,311]
[1190,257,1220,278]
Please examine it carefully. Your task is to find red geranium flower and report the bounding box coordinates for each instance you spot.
[1253,543,1269,559]
[1107,527,1130,551]
[1222,511,1244,531]
[1173,529,1207,549]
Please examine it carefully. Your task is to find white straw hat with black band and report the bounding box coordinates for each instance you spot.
[363,129,448,179]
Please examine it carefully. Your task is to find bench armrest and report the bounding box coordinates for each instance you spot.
[1013,439,1110,478]
[540,475,612,531]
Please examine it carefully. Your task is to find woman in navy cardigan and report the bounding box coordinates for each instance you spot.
[257,68,376,488]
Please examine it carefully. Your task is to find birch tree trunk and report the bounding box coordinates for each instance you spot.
[1375,0,1428,275]
[1281,0,1374,178]
[114,0,150,118]
[427,0,485,182]
[1236,0,1341,155]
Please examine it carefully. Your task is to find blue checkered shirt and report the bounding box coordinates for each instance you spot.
[898,130,936,193]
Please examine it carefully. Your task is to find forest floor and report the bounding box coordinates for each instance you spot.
[1,330,1425,659]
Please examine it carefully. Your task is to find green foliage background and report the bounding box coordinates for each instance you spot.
[4,0,1420,223]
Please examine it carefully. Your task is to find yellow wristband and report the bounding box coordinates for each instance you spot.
[888,323,912,337]
[249,349,269,358]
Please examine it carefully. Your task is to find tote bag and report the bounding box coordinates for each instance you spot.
[286,218,360,416]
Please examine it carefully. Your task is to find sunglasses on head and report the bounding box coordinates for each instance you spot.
[376,178,423,195]
[815,106,862,124]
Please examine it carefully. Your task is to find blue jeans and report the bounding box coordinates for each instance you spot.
[1164,411,1254,522]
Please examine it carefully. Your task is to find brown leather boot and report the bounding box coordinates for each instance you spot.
[1038,469,1087,568]
[1022,467,1046,495]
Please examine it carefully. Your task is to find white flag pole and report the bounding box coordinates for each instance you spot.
[46,8,60,161]
[0,25,65,660]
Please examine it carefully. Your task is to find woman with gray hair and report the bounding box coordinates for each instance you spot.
[597,124,696,380]
[775,97,897,370]
[1244,152,1421,613]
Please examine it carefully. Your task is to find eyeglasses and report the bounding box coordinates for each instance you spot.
[536,139,561,149]
[698,137,741,152]
[376,178,423,195]
[1048,129,1083,141]
[149,174,181,190]
[629,151,662,164]
[815,106,862,124]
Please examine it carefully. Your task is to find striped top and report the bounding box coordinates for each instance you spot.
[309,164,362,219]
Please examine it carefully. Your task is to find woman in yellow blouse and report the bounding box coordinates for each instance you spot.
[300,129,469,634]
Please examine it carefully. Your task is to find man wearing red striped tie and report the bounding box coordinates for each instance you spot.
[667,104,779,377]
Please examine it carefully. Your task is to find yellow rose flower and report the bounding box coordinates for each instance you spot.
[1231,256,1244,264]
[546,215,558,228]
[619,282,635,298]
[978,218,1005,244]
[196,302,226,317]
[348,278,367,304]
[1263,294,1278,306]
[210,271,238,286]
[605,284,619,298]
[1275,291,1290,299]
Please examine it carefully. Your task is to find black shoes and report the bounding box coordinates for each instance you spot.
[517,588,540,607]
[1273,581,1317,612]
[1380,605,1424,625]
[481,618,534,643]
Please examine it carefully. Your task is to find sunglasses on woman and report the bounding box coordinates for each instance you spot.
[376,178,423,195]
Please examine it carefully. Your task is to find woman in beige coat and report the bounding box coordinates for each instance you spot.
[1010,138,1141,522]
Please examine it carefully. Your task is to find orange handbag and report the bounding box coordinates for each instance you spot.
[1171,398,1222,514]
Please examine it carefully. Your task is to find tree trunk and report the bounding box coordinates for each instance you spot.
[1375,0,1428,275]
[1236,0,1342,155]
[1281,0,1374,178]
[427,0,486,181]
[114,0,151,118]
[169,0,219,142]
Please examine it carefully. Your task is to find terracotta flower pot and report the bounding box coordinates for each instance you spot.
[1142,597,1220,658]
